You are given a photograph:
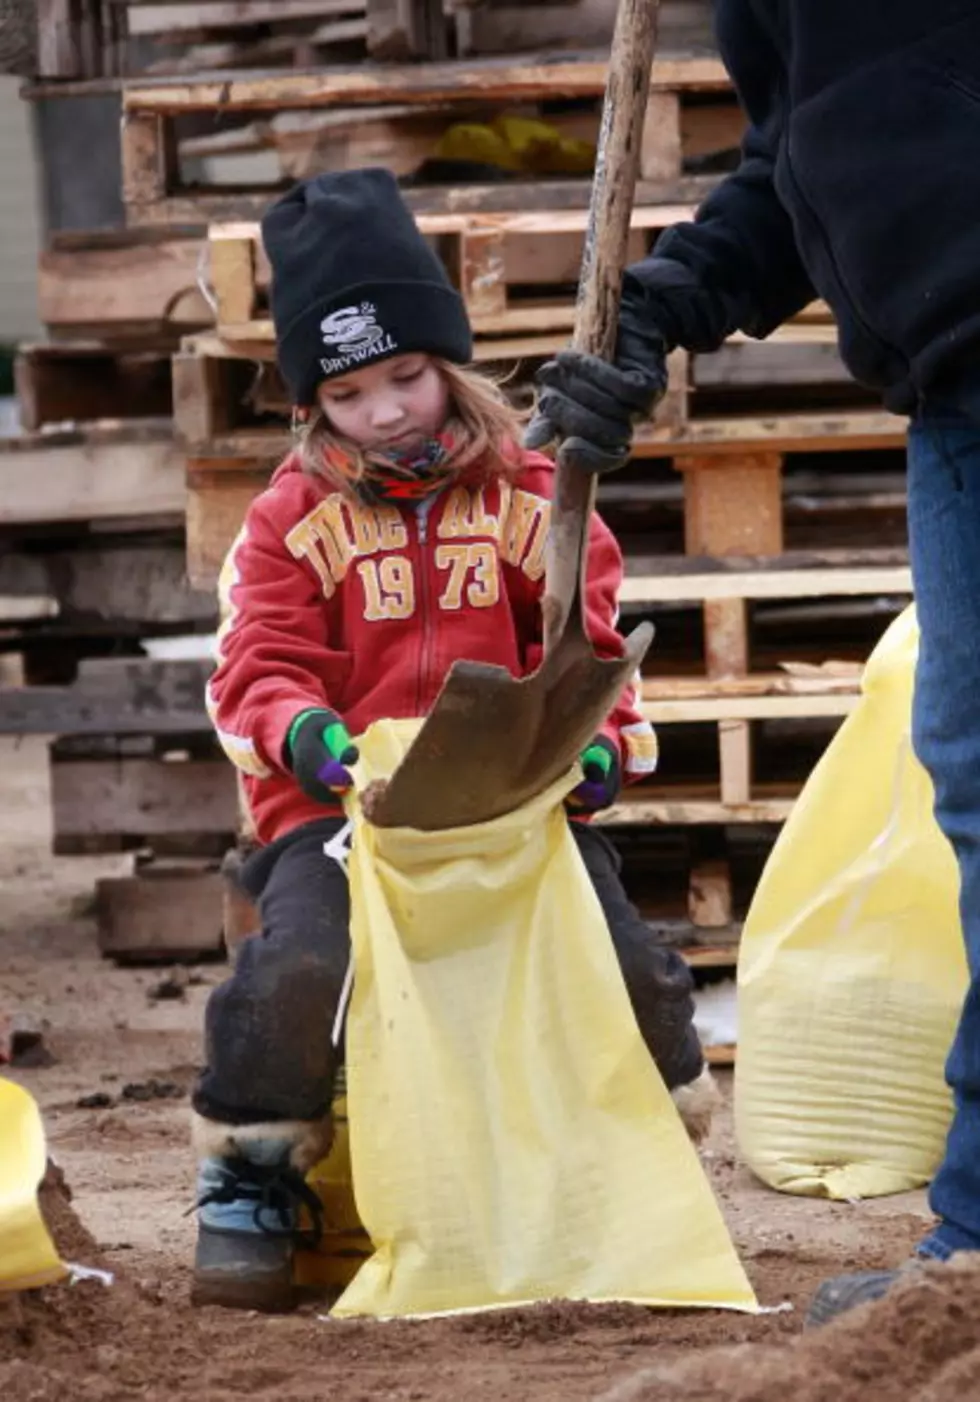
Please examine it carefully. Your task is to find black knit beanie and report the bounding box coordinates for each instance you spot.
[261,168,473,406]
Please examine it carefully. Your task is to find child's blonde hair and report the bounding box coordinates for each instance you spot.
[299,359,529,495]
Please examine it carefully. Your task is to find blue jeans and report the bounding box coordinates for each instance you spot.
[908,406,980,1259]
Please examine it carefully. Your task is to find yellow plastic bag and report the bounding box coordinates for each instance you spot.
[0,1079,64,1291]
[331,719,755,1318]
[734,607,968,1199]
[434,115,596,177]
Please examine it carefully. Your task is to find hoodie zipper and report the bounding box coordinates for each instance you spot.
[414,496,436,715]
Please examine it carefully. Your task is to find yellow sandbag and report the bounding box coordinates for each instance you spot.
[0,1078,65,1291]
[331,718,755,1319]
[734,607,968,1199]
[433,116,596,176]
[293,1074,373,1291]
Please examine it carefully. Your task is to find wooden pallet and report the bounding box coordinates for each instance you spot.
[0,634,895,828]
[0,420,184,530]
[96,859,226,962]
[0,657,212,735]
[15,342,174,432]
[50,736,237,855]
[35,0,446,79]
[38,229,212,342]
[131,0,373,74]
[205,207,744,340]
[115,49,731,225]
[0,533,214,642]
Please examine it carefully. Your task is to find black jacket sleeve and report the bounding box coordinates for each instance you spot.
[621,124,816,355]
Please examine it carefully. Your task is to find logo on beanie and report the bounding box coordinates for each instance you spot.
[319,302,397,375]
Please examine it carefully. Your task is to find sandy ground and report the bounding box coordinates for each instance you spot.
[0,737,939,1399]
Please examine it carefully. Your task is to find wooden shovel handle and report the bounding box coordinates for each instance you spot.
[543,0,663,653]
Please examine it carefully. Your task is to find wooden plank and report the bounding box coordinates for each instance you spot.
[639,669,862,701]
[186,465,271,588]
[147,19,370,72]
[37,0,92,78]
[173,352,239,446]
[636,410,906,455]
[367,0,446,61]
[211,202,699,258]
[0,596,59,622]
[0,658,212,736]
[0,424,184,527]
[640,90,682,182]
[121,110,168,207]
[719,719,752,806]
[641,693,857,723]
[52,755,237,844]
[122,53,731,114]
[167,408,906,467]
[620,564,913,602]
[460,0,715,59]
[459,226,507,322]
[38,235,211,333]
[121,175,718,227]
[0,544,215,627]
[595,794,795,826]
[694,335,848,388]
[679,452,784,556]
[209,235,255,325]
[126,0,366,35]
[96,867,225,961]
[703,598,748,678]
[680,451,783,808]
[681,98,745,161]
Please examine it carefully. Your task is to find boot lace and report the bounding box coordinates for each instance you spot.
[197,1157,325,1249]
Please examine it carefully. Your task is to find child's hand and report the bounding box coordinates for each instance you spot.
[566,737,621,813]
[285,708,360,803]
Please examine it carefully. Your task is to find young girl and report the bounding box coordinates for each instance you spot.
[192,168,715,1312]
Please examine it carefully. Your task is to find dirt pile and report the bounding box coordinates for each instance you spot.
[602,1256,980,1402]
[4,1174,980,1402]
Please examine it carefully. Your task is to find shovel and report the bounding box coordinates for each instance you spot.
[365,0,662,831]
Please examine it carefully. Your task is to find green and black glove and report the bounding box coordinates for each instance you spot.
[285,708,360,804]
[566,736,621,813]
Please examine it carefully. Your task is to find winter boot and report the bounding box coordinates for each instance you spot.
[804,1262,933,1329]
[191,1129,329,1312]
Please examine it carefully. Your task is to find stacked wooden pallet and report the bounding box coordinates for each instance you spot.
[32,0,716,78]
[34,0,440,80]
[0,420,234,961]
[8,14,915,1059]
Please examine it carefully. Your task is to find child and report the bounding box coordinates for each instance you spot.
[192,168,716,1313]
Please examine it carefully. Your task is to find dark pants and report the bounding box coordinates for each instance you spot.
[193,817,703,1127]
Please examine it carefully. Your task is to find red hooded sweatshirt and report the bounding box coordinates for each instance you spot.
[207,448,657,844]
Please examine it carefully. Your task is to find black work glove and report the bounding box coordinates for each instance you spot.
[524,308,670,475]
[284,707,360,805]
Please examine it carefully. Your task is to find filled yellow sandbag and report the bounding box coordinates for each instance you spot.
[331,718,755,1319]
[433,115,596,176]
[0,1078,64,1291]
[734,607,967,1199]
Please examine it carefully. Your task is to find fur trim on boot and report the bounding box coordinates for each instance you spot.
[670,1067,722,1144]
[190,1111,334,1174]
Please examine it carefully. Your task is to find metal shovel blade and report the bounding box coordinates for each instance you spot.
[364,615,653,830]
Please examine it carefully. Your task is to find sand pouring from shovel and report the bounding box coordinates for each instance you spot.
[364,0,662,832]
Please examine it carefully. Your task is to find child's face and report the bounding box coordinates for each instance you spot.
[317,353,450,454]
